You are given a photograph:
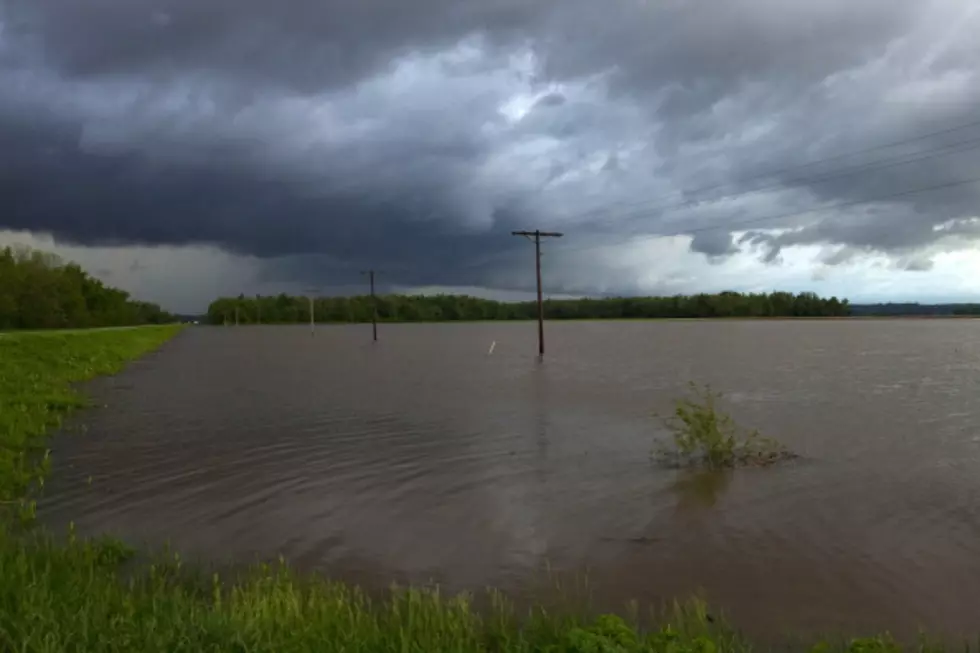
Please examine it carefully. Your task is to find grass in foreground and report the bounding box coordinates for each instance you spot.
[653,383,796,469]
[0,527,930,653]
[0,325,183,523]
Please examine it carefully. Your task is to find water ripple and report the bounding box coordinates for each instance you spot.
[38,321,980,639]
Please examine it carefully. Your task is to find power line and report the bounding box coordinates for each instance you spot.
[461,133,980,272]
[263,108,980,239]
[552,172,980,258]
[336,113,980,233]
[305,114,980,278]
[549,131,980,232]
[688,174,980,236]
[549,113,980,225]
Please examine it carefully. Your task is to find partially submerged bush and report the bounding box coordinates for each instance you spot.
[653,383,795,469]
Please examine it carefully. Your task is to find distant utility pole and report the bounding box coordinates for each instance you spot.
[361,270,379,342]
[256,295,261,325]
[511,229,563,357]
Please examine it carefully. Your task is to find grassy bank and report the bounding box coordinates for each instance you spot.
[0,325,183,522]
[1,528,916,653]
[0,325,956,651]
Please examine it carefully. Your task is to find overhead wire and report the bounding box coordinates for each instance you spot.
[554,134,980,230]
[461,169,980,269]
[547,112,980,223]
[458,118,980,267]
[553,173,980,257]
[313,108,980,219]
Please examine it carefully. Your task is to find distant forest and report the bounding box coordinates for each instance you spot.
[8,245,979,330]
[850,303,980,316]
[207,291,852,324]
[0,247,175,329]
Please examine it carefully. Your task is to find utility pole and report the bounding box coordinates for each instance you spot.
[511,230,563,357]
[361,270,379,342]
[256,295,261,325]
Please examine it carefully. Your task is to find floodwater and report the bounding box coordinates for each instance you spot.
[40,321,980,640]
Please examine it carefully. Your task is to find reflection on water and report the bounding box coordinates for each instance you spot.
[669,469,733,513]
[38,320,980,640]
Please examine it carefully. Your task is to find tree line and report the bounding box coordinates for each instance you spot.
[207,290,851,325]
[849,302,980,317]
[0,246,175,329]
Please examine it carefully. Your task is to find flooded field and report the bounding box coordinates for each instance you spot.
[40,320,980,639]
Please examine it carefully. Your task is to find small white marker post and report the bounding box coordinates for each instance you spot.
[306,287,319,337]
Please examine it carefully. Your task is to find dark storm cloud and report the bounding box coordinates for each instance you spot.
[900,257,935,272]
[0,116,529,287]
[3,0,980,298]
[689,231,738,260]
[6,0,545,91]
[540,0,923,104]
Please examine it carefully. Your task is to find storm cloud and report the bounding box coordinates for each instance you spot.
[3,0,980,306]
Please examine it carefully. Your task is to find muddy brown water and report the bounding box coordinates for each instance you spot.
[39,321,980,640]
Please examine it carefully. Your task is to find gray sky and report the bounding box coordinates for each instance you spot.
[3,0,980,312]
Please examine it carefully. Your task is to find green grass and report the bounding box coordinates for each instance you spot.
[0,325,150,336]
[0,327,965,651]
[0,325,184,523]
[1,526,932,653]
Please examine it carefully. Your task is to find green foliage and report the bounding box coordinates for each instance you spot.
[654,383,794,469]
[0,527,964,651]
[206,290,851,325]
[850,302,980,317]
[0,326,184,522]
[0,526,877,652]
[0,246,175,330]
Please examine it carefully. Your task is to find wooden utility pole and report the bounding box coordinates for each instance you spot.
[361,270,378,341]
[511,230,563,356]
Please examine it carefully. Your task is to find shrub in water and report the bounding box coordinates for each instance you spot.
[653,383,794,469]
